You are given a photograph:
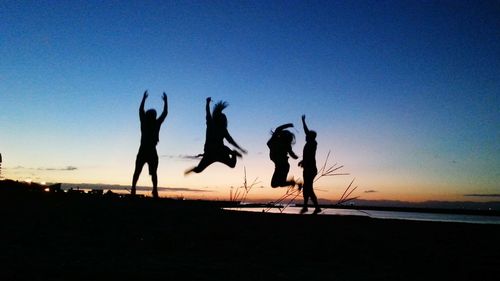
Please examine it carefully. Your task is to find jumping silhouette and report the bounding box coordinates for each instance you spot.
[185,97,247,175]
[267,123,299,187]
[132,91,168,199]
[298,115,321,214]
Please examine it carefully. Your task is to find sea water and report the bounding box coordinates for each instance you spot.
[225,206,500,225]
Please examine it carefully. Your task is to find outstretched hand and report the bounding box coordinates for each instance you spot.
[302,115,306,121]
[206,97,212,103]
[162,92,168,102]
[143,90,148,99]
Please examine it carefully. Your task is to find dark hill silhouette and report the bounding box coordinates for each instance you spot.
[0,179,499,280]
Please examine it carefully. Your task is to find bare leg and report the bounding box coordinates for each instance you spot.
[132,163,144,196]
[220,150,237,168]
[185,156,214,175]
[301,187,310,214]
[216,146,238,168]
[271,170,282,187]
[301,170,316,213]
[271,163,292,187]
[151,173,158,199]
[285,178,296,186]
[184,166,196,175]
[310,191,320,209]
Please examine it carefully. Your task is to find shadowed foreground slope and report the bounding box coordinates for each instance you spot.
[0,185,499,280]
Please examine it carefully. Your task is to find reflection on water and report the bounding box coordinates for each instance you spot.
[225,207,500,225]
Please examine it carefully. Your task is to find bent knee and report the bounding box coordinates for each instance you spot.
[192,166,204,173]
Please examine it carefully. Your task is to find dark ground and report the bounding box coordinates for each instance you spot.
[0,187,499,281]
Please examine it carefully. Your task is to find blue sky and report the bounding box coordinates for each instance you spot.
[1,0,499,201]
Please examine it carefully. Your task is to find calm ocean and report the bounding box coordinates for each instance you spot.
[226,207,500,225]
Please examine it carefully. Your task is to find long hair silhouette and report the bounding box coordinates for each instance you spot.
[267,123,299,188]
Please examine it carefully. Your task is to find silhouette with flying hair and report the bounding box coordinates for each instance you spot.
[185,97,247,175]
[132,91,168,199]
[267,123,299,187]
[298,115,321,214]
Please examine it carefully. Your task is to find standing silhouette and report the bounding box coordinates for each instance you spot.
[132,91,168,199]
[185,97,247,175]
[267,123,299,187]
[298,115,321,214]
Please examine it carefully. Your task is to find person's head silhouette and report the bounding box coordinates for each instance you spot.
[213,101,229,128]
[145,109,157,123]
[279,130,296,146]
[306,130,317,142]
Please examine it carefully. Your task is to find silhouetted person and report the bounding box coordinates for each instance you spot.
[298,115,321,214]
[185,97,247,175]
[132,91,168,198]
[267,123,299,187]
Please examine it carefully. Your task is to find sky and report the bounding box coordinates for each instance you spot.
[1,0,499,202]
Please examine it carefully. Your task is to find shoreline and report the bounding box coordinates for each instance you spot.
[3,179,499,217]
[241,203,500,217]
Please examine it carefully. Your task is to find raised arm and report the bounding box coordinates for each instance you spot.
[158,92,168,124]
[205,97,212,121]
[301,115,310,134]
[139,90,148,121]
[288,147,299,159]
[225,131,247,154]
[275,123,294,132]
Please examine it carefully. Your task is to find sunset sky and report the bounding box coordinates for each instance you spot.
[1,1,498,202]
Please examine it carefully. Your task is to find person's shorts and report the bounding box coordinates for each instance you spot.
[271,161,290,187]
[136,147,158,175]
[204,145,233,162]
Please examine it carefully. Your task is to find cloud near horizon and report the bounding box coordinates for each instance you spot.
[364,190,378,193]
[6,166,27,170]
[464,194,500,198]
[4,165,78,171]
[6,166,78,171]
[62,183,212,193]
[160,154,201,161]
[39,166,78,171]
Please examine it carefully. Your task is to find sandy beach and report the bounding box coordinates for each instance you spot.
[1,185,499,281]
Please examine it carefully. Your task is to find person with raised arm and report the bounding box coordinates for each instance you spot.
[132,90,168,199]
[185,97,247,175]
[298,115,321,214]
[267,123,299,187]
